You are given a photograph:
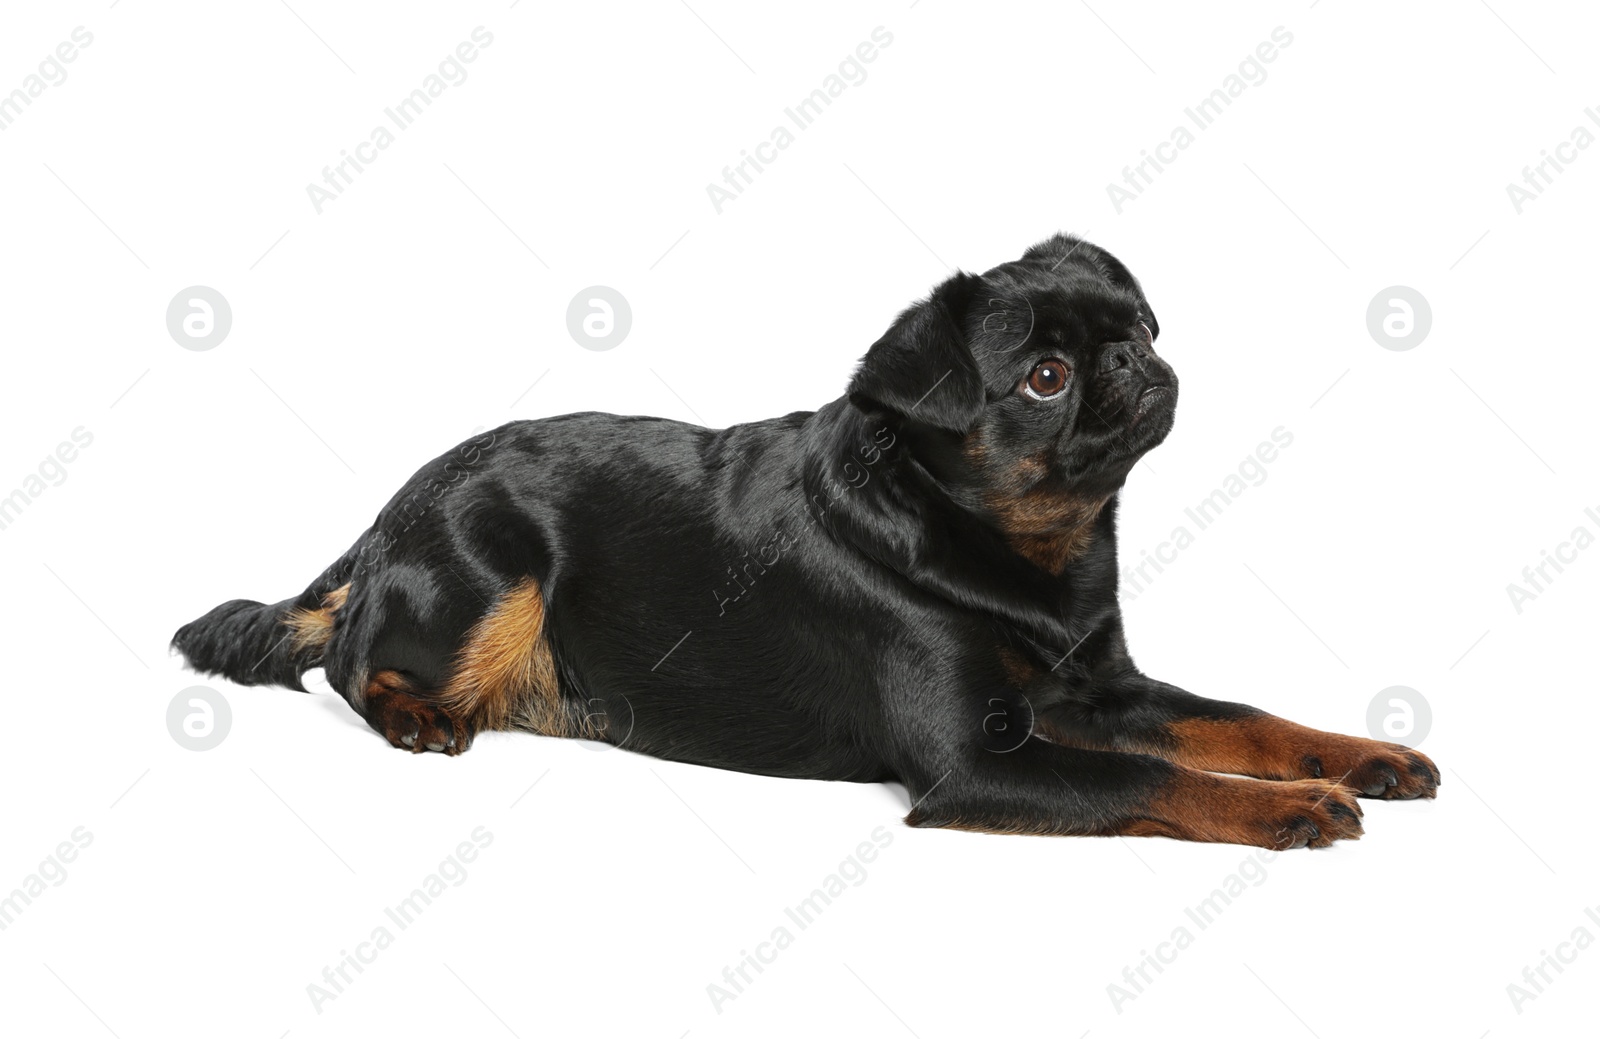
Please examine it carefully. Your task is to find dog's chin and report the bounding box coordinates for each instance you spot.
[1129,385,1177,444]
[1056,392,1176,485]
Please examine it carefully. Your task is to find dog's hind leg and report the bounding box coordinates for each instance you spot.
[345,577,584,755]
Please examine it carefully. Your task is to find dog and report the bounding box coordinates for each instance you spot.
[173,234,1437,849]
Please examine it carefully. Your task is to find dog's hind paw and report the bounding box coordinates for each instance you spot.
[361,670,473,755]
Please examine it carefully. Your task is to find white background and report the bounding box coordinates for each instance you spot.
[2,1,1595,1036]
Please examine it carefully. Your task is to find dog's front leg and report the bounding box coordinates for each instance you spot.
[1035,677,1439,800]
[900,739,1363,849]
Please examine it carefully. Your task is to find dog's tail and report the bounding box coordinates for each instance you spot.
[171,535,366,692]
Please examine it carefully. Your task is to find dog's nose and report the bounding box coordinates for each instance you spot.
[1098,339,1149,374]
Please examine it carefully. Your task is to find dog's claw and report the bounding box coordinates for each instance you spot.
[364,680,474,756]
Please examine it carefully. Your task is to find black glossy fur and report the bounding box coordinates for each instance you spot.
[174,235,1437,849]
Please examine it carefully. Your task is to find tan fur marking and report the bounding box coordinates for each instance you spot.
[1127,770,1365,849]
[1154,716,1440,799]
[965,435,1108,573]
[985,486,1109,573]
[998,646,1039,686]
[439,578,570,736]
[284,583,351,654]
[908,769,1365,847]
[1159,715,1309,778]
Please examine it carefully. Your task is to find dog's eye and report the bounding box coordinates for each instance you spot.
[1140,322,1153,346]
[1024,359,1070,400]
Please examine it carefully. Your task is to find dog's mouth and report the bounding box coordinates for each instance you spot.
[1132,384,1175,422]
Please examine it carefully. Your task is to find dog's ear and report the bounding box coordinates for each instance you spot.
[848,272,986,434]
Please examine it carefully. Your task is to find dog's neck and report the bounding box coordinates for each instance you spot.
[961,432,1123,574]
[794,399,1119,648]
[983,483,1113,573]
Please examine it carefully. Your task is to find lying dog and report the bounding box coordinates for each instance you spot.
[174,234,1437,849]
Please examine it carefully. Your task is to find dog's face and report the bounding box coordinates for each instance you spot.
[850,235,1177,518]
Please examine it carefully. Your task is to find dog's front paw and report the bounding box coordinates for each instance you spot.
[1159,713,1440,803]
[1135,772,1365,850]
[1315,741,1438,800]
[1262,778,1366,849]
[1288,733,1439,799]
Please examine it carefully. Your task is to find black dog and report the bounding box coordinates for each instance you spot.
[174,234,1437,849]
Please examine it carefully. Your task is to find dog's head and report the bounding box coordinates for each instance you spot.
[848,235,1176,568]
